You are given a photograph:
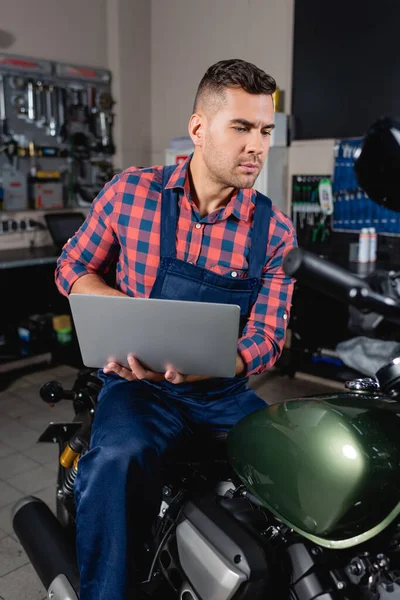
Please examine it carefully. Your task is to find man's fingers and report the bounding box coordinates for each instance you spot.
[104,356,179,384]
[104,362,136,381]
[127,355,148,379]
[165,369,185,384]
[127,355,165,382]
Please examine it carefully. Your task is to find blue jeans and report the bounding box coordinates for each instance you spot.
[74,373,266,600]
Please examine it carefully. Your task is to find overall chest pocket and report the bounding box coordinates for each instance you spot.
[208,264,248,279]
[158,268,255,319]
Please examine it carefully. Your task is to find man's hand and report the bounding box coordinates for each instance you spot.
[103,355,196,384]
[103,352,246,384]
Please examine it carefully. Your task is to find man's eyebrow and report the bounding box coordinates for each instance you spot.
[230,118,275,130]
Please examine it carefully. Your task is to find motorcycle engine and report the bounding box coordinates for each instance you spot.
[156,483,400,600]
[154,483,282,600]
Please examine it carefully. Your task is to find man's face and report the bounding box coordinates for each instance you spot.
[200,88,275,189]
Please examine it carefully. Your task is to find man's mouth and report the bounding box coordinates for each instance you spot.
[239,163,259,173]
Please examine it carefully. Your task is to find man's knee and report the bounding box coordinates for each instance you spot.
[86,432,159,476]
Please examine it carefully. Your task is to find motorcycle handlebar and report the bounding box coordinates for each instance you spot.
[283,248,400,322]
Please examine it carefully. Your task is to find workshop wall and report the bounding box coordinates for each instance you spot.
[0,1,108,68]
[150,0,295,165]
[1,0,151,172]
[107,0,151,170]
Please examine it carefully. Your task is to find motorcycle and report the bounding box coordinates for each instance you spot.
[11,118,400,600]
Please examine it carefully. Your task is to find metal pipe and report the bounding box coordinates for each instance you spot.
[12,496,80,596]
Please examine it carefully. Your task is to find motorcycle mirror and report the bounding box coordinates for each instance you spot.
[40,380,75,404]
[354,117,400,213]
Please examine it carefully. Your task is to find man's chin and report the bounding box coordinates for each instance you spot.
[236,174,259,189]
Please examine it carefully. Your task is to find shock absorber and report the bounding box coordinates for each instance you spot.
[59,422,91,497]
[59,422,91,468]
[62,455,80,497]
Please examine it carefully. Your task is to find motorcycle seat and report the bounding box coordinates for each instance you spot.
[162,427,228,465]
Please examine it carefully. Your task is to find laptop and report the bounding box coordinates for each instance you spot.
[69,294,240,378]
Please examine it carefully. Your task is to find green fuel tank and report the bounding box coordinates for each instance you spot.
[227,393,400,549]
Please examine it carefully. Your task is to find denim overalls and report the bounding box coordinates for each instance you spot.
[75,166,272,600]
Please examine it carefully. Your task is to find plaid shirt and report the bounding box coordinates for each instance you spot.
[56,157,297,376]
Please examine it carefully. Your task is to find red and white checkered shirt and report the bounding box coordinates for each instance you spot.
[56,157,297,375]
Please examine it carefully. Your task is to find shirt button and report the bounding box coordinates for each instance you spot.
[231,271,238,278]
[195,223,202,229]
[283,313,288,320]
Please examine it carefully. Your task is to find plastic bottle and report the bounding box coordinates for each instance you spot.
[368,227,377,262]
[358,228,370,263]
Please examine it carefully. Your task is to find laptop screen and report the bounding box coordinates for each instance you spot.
[45,212,86,249]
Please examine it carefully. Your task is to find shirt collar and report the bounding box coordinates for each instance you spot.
[165,155,255,223]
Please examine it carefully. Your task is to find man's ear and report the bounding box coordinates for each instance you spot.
[188,113,205,147]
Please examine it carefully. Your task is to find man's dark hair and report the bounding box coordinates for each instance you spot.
[193,59,276,113]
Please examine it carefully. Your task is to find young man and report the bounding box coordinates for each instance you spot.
[56,58,297,600]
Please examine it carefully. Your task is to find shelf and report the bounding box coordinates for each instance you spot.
[0,206,90,215]
[0,246,59,270]
[0,351,52,374]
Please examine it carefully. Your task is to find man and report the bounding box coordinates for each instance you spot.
[56,58,297,600]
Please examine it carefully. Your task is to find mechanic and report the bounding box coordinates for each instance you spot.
[55,58,297,600]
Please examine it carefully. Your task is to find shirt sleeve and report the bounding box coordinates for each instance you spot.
[55,174,121,297]
[237,219,297,376]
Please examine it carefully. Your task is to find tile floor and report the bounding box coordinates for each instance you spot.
[0,364,341,599]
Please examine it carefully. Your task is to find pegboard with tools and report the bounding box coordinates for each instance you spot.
[0,53,116,212]
[291,175,333,248]
[332,138,400,235]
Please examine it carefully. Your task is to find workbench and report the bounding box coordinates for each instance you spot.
[0,246,81,387]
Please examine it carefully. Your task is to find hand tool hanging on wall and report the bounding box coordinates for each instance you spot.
[97,91,115,153]
[27,80,35,122]
[45,84,57,137]
[87,86,98,138]
[34,81,46,127]
[0,74,9,136]
[57,87,68,140]
[99,111,109,148]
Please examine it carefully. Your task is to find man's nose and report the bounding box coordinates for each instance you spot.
[246,131,266,155]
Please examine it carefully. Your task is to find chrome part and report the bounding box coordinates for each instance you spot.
[376,357,400,396]
[214,480,235,497]
[345,378,380,391]
[180,581,200,600]
[47,574,78,600]
[176,520,247,600]
[158,500,169,518]
[62,464,78,497]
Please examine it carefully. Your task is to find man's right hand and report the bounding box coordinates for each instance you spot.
[103,355,213,385]
[103,355,166,382]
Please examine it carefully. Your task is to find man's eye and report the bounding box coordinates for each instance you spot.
[262,130,272,137]
[234,127,247,133]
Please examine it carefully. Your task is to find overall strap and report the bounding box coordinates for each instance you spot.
[247,192,273,280]
[160,165,179,259]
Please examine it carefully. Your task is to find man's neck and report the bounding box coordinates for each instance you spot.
[189,153,235,218]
